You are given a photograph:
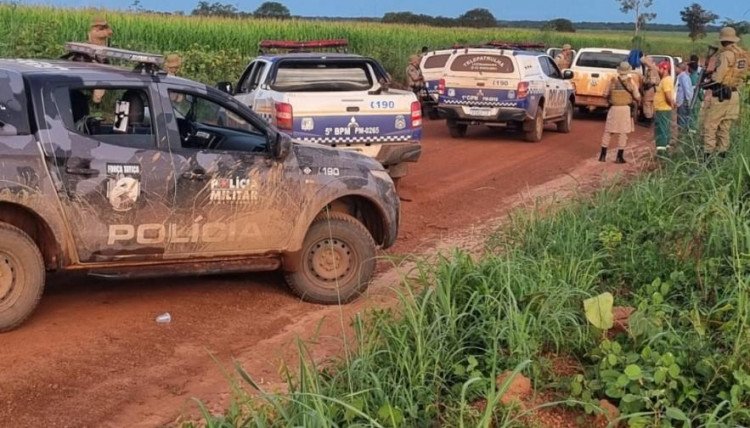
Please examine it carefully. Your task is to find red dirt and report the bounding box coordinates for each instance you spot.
[0,116,654,426]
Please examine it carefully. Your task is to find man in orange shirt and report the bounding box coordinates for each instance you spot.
[653,60,674,154]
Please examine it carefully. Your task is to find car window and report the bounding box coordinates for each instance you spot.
[539,57,552,76]
[238,61,267,94]
[168,90,267,153]
[449,54,515,74]
[55,86,155,148]
[545,57,562,78]
[574,52,628,69]
[271,61,373,92]
[423,54,451,70]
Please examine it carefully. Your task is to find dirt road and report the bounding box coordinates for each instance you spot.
[0,116,653,426]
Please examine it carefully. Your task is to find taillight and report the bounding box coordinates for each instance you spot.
[274,102,293,130]
[411,101,422,128]
[438,78,446,95]
[517,82,529,99]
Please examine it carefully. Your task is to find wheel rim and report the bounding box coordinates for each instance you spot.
[0,251,18,308]
[307,238,354,287]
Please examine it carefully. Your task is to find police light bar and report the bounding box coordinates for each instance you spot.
[63,42,165,66]
[259,39,349,50]
[485,41,546,50]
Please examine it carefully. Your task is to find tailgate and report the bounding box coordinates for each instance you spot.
[438,53,524,109]
[287,91,420,144]
[571,69,615,98]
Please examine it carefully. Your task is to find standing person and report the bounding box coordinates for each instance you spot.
[87,16,113,104]
[702,27,748,160]
[406,54,425,96]
[599,62,641,163]
[675,62,694,133]
[164,54,182,76]
[88,16,113,47]
[555,44,574,70]
[639,55,661,127]
[653,60,675,154]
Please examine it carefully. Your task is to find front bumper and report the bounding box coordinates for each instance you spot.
[438,105,528,123]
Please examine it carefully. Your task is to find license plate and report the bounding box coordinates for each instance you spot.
[463,106,497,117]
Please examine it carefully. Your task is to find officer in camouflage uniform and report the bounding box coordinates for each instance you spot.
[164,54,182,76]
[639,55,660,126]
[87,16,113,104]
[703,27,749,159]
[406,54,425,96]
[599,62,641,164]
[555,44,574,70]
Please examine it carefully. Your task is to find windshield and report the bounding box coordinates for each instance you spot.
[574,51,628,69]
[271,61,373,92]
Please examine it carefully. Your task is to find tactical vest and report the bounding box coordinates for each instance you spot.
[720,45,749,88]
[609,76,634,106]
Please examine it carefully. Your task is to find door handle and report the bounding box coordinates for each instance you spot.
[182,169,208,180]
[65,167,99,177]
[346,106,360,112]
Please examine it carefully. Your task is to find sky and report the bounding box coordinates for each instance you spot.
[20,0,750,25]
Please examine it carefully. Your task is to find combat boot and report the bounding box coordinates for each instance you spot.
[615,149,626,164]
[598,147,607,162]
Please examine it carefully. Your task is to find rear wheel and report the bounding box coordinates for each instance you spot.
[284,213,376,304]
[0,223,45,332]
[448,120,468,138]
[557,100,573,133]
[524,107,544,142]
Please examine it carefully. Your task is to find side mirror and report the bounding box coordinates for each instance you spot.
[562,70,574,80]
[216,81,234,94]
[270,131,292,160]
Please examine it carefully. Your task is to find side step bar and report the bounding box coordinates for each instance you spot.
[88,257,280,280]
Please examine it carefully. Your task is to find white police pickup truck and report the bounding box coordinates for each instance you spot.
[227,40,422,182]
[419,49,454,119]
[437,47,575,142]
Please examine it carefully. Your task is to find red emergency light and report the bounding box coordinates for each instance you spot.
[485,41,546,50]
[258,39,349,52]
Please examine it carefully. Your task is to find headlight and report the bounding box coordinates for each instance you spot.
[371,170,393,183]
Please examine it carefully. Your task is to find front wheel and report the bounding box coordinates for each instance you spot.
[0,223,45,332]
[284,213,376,304]
[557,101,573,133]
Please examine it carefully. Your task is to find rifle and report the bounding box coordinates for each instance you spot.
[689,45,719,110]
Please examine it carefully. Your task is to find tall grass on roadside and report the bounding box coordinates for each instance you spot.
[0,4,707,84]
[190,91,750,427]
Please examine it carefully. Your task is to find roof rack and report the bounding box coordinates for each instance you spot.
[426,41,547,55]
[60,42,165,75]
[258,39,349,55]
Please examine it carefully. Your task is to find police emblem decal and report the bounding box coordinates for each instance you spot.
[394,115,406,130]
[106,163,141,212]
[301,117,315,131]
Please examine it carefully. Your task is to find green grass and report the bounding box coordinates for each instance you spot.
[0,4,710,84]
[189,90,750,427]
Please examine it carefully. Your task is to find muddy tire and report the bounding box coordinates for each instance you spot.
[448,121,468,138]
[524,107,544,142]
[0,223,45,332]
[557,100,573,133]
[284,212,376,304]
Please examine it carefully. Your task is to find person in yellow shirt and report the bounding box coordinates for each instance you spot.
[653,60,675,154]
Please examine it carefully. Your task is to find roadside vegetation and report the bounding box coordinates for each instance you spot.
[191,99,750,427]
[0,4,708,83]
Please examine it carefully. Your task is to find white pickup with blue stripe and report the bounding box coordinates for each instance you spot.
[437,48,576,142]
[233,53,422,180]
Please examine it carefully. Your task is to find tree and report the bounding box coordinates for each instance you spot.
[253,1,290,19]
[542,18,575,33]
[457,8,497,28]
[191,1,238,17]
[679,3,718,41]
[722,19,750,37]
[616,0,656,36]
